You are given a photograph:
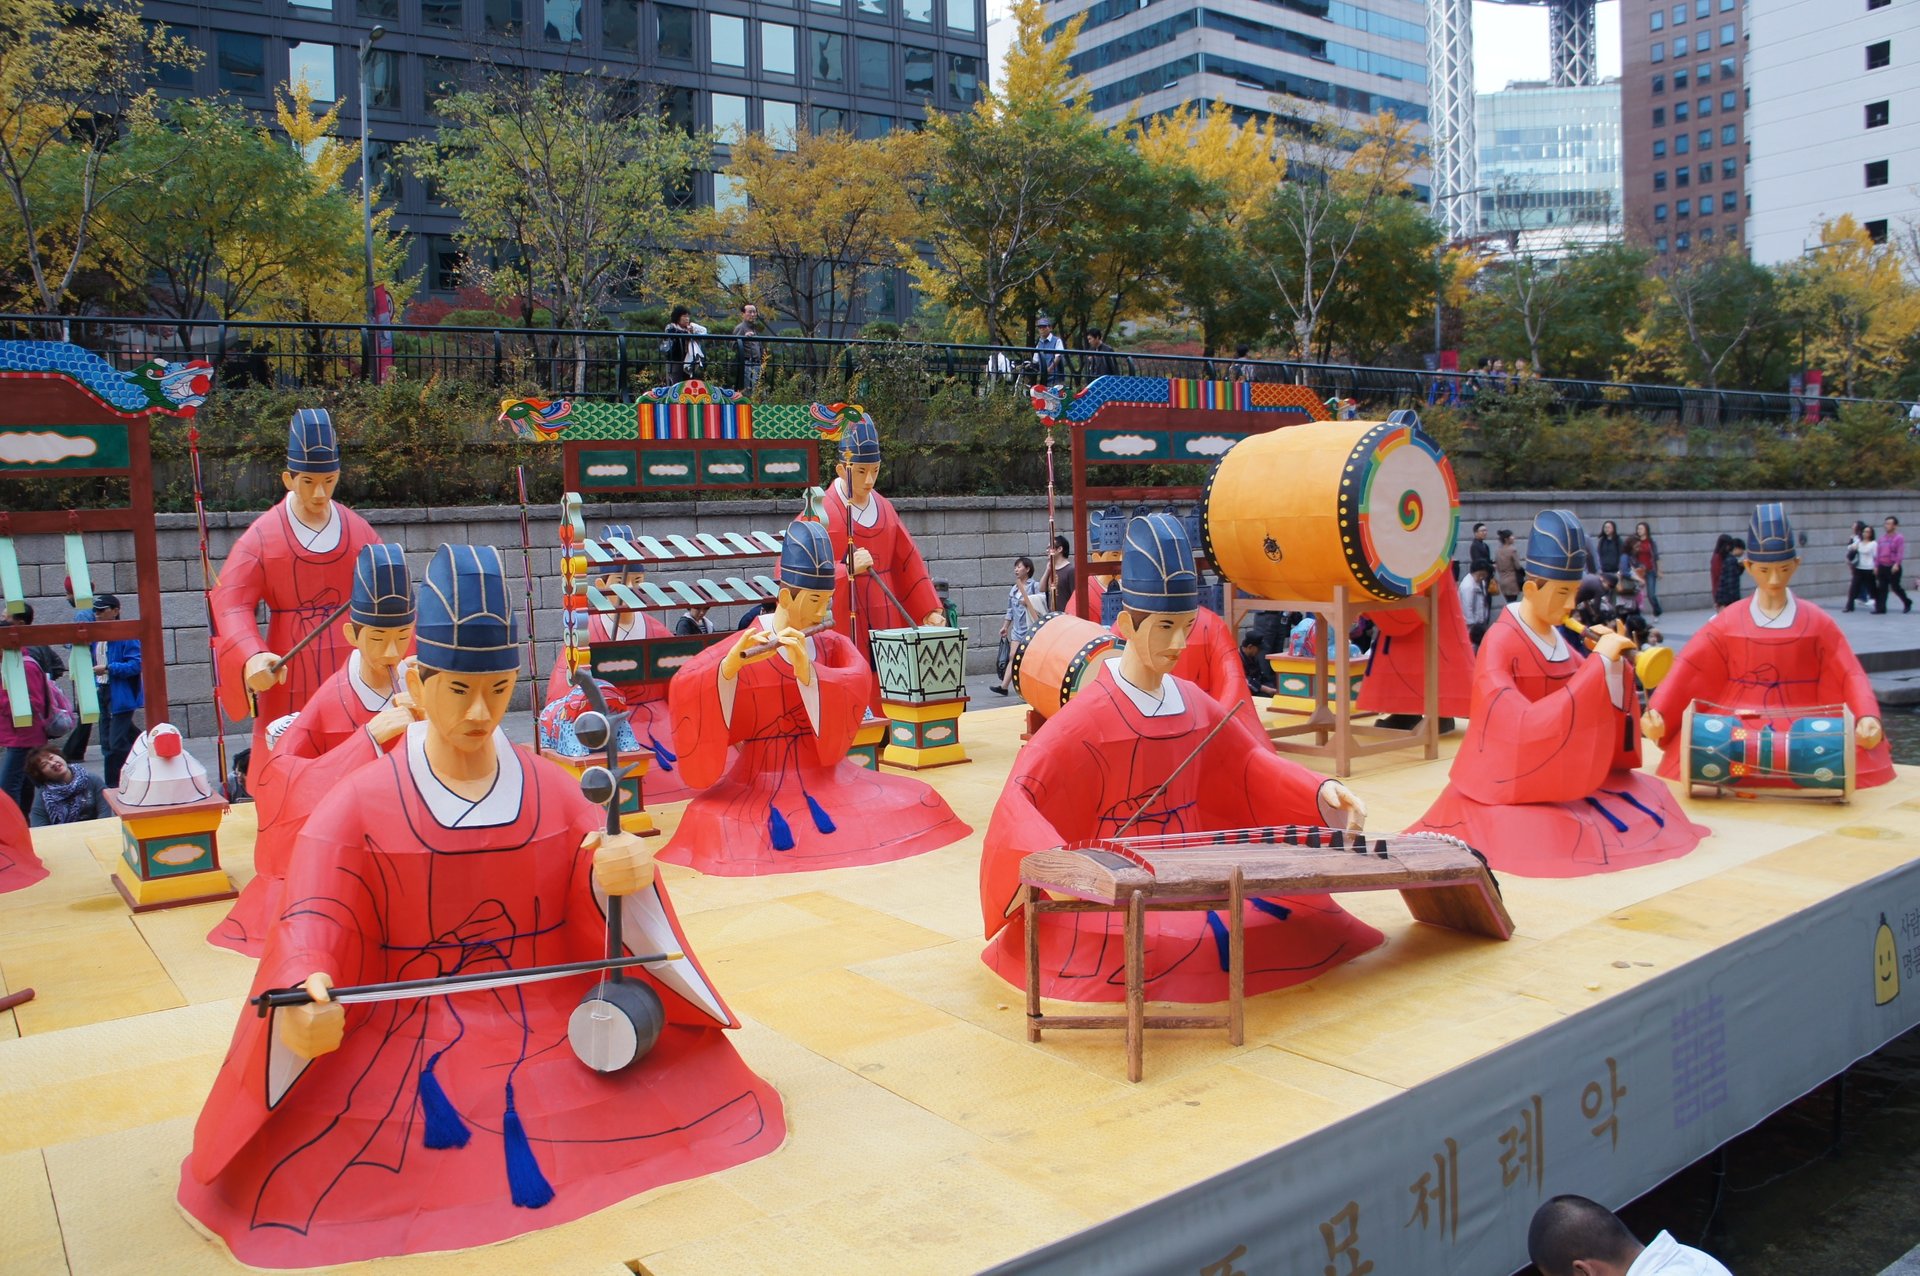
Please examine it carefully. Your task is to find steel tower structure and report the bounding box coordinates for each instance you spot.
[1427,0,1600,239]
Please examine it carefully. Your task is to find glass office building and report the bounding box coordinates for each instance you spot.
[1045,0,1429,140]
[137,0,988,310]
[1475,79,1623,236]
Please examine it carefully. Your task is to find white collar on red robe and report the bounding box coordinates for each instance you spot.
[718,614,821,735]
[281,493,342,553]
[1748,589,1798,629]
[1506,603,1572,662]
[405,720,523,828]
[1102,657,1187,717]
[839,478,879,530]
[347,650,399,713]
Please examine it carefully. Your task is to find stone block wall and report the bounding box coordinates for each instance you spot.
[8,487,1912,750]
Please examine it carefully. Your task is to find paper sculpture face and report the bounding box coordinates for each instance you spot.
[1523,578,1580,628]
[411,667,518,754]
[780,587,833,630]
[345,622,414,677]
[281,469,340,523]
[1118,609,1196,679]
[839,460,881,504]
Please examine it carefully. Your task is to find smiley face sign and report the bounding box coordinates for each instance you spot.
[1874,913,1901,1006]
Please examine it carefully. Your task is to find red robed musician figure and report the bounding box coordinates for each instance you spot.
[209,544,416,956]
[181,544,781,1269]
[1644,501,1891,788]
[820,408,946,715]
[210,409,382,785]
[981,512,1382,1004]
[661,518,968,876]
[1413,509,1706,877]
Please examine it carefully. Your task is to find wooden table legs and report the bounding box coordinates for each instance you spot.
[1021,886,1248,1082]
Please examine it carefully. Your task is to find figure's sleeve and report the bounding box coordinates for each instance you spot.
[807,631,871,765]
[880,503,942,624]
[1452,626,1621,805]
[211,522,270,720]
[270,794,383,994]
[978,726,1099,938]
[263,713,387,837]
[1198,706,1328,828]
[1812,608,1883,721]
[665,635,740,790]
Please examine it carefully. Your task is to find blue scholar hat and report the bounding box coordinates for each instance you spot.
[415,544,521,673]
[1525,510,1589,582]
[350,544,414,627]
[840,413,881,465]
[602,524,635,544]
[1119,512,1199,613]
[286,407,341,474]
[1747,502,1797,563]
[778,520,837,592]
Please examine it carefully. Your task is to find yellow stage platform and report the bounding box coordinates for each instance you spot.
[3,707,1918,1275]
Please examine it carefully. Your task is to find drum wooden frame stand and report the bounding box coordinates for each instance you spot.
[1231,587,1439,778]
[1016,870,1248,1084]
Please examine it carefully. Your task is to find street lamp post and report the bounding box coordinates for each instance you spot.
[358,26,386,352]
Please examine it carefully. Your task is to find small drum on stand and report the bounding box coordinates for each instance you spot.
[1681,702,1856,801]
[1202,419,1459,604]
[1011,613,1119,719]
[868,625,970,769]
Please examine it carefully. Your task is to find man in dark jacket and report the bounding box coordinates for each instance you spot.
[94,594,142,787]
[1468,522,1493,577]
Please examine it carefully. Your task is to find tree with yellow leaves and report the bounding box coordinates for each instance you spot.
[696,124,927,337]
[1134,102,1284,353]
[0,0,196,310]
[1781,215,1920,399]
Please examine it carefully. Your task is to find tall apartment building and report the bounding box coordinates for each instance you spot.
[1475,78,1623,236]
[1743,0,1919,263]
[1618,0,1747,256]
[140,0,988,308]
[1042,0,1430,165]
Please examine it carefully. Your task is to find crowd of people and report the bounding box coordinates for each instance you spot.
[0,585,142,826]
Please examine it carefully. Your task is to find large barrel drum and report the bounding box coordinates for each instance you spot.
[1010,613,1119,719]
[1202,420,1459,603]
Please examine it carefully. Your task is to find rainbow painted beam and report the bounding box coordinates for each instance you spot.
[1032,376,1329,465]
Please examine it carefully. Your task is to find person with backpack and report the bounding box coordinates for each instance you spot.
[660,305,707,379]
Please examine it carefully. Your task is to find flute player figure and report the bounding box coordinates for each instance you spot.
[180,544,781,1269]
[1412,510,1707,877]
[210,408,383,787]
[659,518,968,876]
[979,512,1384,1004]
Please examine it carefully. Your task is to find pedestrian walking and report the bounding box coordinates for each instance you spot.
[1231,345,1257,383]
[1032,316,1065,385]
[1080,329,1120,380]
[1593,520,1622,579]
[660,305,707,379]
[0,648,50,813]
[1631,521,1662,616]
[1846,522,1877,612]
[1459,564,1493,647]
[1714,539,1746,612]
[1876,515,1911,614]
[1041,535,1075,613]
[1493,528,1523,599]
[731,302,765,394]
[991,557,1046,695]
[94,594,142,788]
[1468,522,1493,578]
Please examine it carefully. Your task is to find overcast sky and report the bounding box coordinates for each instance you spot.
[985,0,1624,97]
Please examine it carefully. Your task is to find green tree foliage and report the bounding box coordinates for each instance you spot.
[91,98,361,327]
[406,69,709,387]
[1244,110,1424,359]
[1313,194,1444,365]
[1778,216,1920,399]
[1466,240,1650,379]
[0,0,196,310]
[910,0,1117,343]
